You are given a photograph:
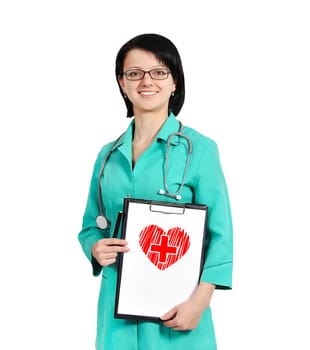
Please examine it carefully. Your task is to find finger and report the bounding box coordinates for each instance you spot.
[104,238,128,246]
[100,252,117,260]
[98,257,117,266]
[164,321,180,330]
[95,239,129,251]
[102,245,130,254]
[160,309,177,322]
[172,326,187,331]
[164,319,189,331]
[97,252,117,266]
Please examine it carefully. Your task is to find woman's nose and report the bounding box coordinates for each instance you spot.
[141,71,153,84]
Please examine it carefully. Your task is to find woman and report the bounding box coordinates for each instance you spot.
[78,33,233,349]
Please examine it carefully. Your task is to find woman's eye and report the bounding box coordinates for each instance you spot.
[154,70,165,76]
[129,71,139,77]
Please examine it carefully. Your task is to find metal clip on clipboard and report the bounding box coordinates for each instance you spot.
[149,203,186,215]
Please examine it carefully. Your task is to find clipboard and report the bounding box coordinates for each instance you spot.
[114,198,208,322]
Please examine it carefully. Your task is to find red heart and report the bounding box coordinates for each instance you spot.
[139,225,190,270]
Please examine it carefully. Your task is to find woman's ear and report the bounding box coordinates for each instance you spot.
[172,83,176,95]
[118,76,127,96]
[172,81,176,92]
[118,76,125,90]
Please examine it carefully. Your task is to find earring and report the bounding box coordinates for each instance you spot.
[124,94,127,99]
[171,92,175,97]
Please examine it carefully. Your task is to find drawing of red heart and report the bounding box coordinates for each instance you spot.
[139,225,190,270]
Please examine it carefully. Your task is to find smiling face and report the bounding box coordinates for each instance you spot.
[118,49,176,118]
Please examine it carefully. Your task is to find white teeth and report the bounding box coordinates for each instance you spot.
[140,91,156,95]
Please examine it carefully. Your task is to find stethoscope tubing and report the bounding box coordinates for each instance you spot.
[96,134,124,229]
[96,122,192,229]
[162,128,192,200]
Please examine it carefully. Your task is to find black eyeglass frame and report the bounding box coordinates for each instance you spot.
[122,68,171,81]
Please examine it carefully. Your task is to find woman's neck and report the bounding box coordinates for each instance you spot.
[133,111,168,142]
[132,112,169,165]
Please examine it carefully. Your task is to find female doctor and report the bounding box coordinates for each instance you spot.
[78,33,233,350]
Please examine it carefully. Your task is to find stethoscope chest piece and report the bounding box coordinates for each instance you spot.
[96,215,108,229]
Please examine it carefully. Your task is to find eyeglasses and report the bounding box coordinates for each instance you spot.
[123,68,170,81]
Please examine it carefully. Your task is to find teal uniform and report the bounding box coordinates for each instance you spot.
[78,113,233,349]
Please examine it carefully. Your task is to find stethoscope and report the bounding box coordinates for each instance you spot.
[96,122,193,229]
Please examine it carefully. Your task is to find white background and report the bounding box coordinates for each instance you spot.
[0,1,309,349]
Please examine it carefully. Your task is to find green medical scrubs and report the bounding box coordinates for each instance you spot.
[78,113,233,349]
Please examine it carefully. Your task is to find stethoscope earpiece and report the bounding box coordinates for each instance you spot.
[158,189,182,201]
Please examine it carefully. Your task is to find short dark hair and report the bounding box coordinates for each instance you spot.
[115,33,185,118]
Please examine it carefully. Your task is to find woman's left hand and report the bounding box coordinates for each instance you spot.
[160,282,215,331]
[160,299,204,331]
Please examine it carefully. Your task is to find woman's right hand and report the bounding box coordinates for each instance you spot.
[91,238,130,267]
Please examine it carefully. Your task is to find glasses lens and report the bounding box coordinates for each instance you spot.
[125,69,144,81]
[124,68,170,80]
[150,68,169,80]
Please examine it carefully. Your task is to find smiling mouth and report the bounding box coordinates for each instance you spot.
[139,91,157,96]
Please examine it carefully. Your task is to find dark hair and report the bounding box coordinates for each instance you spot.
[115,33,185,118]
